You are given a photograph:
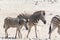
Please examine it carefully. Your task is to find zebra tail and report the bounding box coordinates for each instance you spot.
[49,24,51,34]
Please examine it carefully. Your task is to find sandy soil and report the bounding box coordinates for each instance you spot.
[0,0,60,40]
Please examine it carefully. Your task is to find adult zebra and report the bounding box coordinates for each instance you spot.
[49,15,60,39]
[26,10,46,38]
[3,14,28,39]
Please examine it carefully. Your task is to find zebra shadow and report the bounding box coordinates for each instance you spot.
[0,37,16,39]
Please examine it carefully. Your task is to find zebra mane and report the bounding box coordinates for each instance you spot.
[29,11,43,23]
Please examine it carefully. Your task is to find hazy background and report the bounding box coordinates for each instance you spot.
[0,0,60,40]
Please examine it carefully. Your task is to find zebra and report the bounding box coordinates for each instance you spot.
[3,14,28,39]
[26,10,46,38]
[49,15,60,39]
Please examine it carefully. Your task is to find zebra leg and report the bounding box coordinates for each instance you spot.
[15,28,18,38]
[18,29,22,39]
[35,25,37,38]
[49,24,57,39]
[18,26,22,39]
[27,26,32,38]
[5,27,9,38]
[24,22,28,30]
[49,24,51,39]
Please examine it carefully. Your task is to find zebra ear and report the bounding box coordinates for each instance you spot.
[41,11,45,16]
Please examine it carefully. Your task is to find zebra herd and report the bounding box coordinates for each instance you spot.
[3,10,60,39]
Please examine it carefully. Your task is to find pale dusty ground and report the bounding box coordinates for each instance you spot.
[0,0,60,40]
